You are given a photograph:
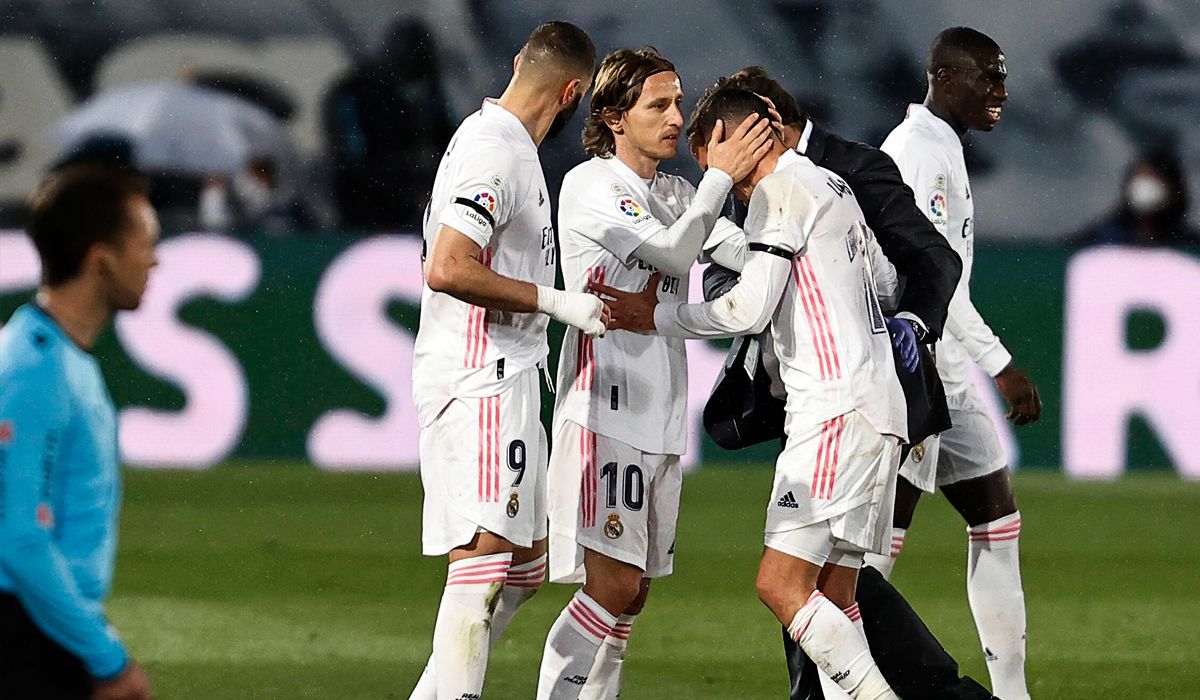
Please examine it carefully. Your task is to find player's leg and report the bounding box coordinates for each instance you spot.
[413,369,547,700]
[937,398,1028,700]
[862,436,939,578]
[579,451,678,700]
[579,578,649,700]
[941,468,1028,700]
[538,429,664,700]
[409,539,547,699]
[537,550,642,700]
[759,528,896,700]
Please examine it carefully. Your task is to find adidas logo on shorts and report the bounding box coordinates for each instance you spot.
[776,491,799,509]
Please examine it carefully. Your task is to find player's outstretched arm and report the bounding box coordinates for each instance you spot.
[425,224,610,336]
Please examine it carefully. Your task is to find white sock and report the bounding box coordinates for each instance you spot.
[536,590,617,700]
[787,591,897,700]
[817,603,865,700]
[578,614,636,700]
[424,552,512,700]
[968,511,1029,700]
[862,528,906,580]
[410,555,545,700]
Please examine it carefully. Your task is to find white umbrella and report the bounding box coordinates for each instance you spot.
[50,82,284,176]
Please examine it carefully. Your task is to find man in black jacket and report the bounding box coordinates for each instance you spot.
[700,68,994,700]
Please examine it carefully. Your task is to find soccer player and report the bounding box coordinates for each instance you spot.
[604,86,914,699]
[875,27,1042,700]
[534,48,770,699]
[407,21,605,700]
[0,164,158,700]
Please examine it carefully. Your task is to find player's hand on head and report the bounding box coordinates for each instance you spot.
[706,114,773,183]
[995,363,1042,426]
[753,93,786,134]
[92,661,154,700]
[590,272,661,334]
[884,317,919,373]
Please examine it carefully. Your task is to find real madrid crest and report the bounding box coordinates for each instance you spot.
[507,492,520,518]
[603,514,624,539]
[912,443,926,463]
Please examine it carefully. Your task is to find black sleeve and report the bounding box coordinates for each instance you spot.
[702,263,741,302]
[836,143,963,340]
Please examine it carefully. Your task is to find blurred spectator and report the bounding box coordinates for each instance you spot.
[199,154,314,236]
[323,16,455,231]
[1075,147,1198,247]
[49,133,137,172]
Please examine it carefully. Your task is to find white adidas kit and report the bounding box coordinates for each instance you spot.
[881,104,1009,492]
[655,150,908,562]
[549,155,740,582]
[413,100,557,555]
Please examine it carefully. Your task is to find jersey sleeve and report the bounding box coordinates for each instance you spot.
[563,167,732,270]
[435,144,525,249]
[944,274,1012,375]
[0,365,128,679]
[699,216,747,270]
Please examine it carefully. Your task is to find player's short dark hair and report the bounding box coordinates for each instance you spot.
[27,164,149,286]
[582,47,677,157]
[519,20,596,80]
[928,26,1000,73]
[687,85,773,148]
[727,66,805,126]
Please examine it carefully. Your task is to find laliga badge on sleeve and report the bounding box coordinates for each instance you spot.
[604,513,624,539]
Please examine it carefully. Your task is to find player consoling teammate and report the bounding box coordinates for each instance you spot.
[409,19,1033,700]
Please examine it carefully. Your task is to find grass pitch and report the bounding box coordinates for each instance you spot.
[111,464,1200,698]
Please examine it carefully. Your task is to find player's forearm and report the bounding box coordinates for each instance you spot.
[0,535,128,679]
[944,293,1011,375]
[655,254,788,338]
[632,168,733,274]
[426,255,538,312]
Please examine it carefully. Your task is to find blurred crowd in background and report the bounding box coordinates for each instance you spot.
[0,0,1197,245]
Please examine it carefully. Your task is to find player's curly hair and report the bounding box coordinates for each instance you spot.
[582,47,676,157]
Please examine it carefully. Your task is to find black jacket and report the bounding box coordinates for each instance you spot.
[703,122,961,449]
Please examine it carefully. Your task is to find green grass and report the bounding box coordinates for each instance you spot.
[109,464,1200,698]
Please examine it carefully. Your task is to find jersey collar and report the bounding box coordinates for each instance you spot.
[906,103,960,146]
[481,99,537,151]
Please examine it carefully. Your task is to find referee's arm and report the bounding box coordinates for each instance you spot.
[0,370,129,681]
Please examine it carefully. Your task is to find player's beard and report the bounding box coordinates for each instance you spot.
[546,94,582,140]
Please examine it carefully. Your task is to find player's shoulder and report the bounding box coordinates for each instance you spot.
[0,307,72,404]
[562,157,630,200]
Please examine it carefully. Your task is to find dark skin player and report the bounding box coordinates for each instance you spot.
[893,36,1042,533]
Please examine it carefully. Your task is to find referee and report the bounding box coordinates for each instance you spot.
[1,165,157,699]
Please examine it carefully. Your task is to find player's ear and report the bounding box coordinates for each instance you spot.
[561,78,582,106]
[513,53,522,73]
[602,107,623,135]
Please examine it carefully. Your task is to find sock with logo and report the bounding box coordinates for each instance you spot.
[421,552,512,700]
[410,554,546,699]
[788,591,897,700]
[578,614,636,700]
[536,590,618,700]
[967,511,1029,700]
[817,603,868,700]
[861,528,907,580]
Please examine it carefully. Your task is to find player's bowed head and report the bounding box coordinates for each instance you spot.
[687,85,788,203]
[507,20,596,144]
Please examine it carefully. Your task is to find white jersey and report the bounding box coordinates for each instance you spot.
[412,100,556,426]
[748,150,907,440]
[881,104,1012,405]
[554,156,741,455]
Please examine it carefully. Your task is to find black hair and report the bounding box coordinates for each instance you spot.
[687,85,773,146]
[928,27,1000,73]
[27,164,149,286]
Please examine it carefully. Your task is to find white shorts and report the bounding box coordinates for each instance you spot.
[766,410,902,554]
[419,368,548,556]
[899,387,1006,494]
[548,420,682,584]
[764,522,866,569]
